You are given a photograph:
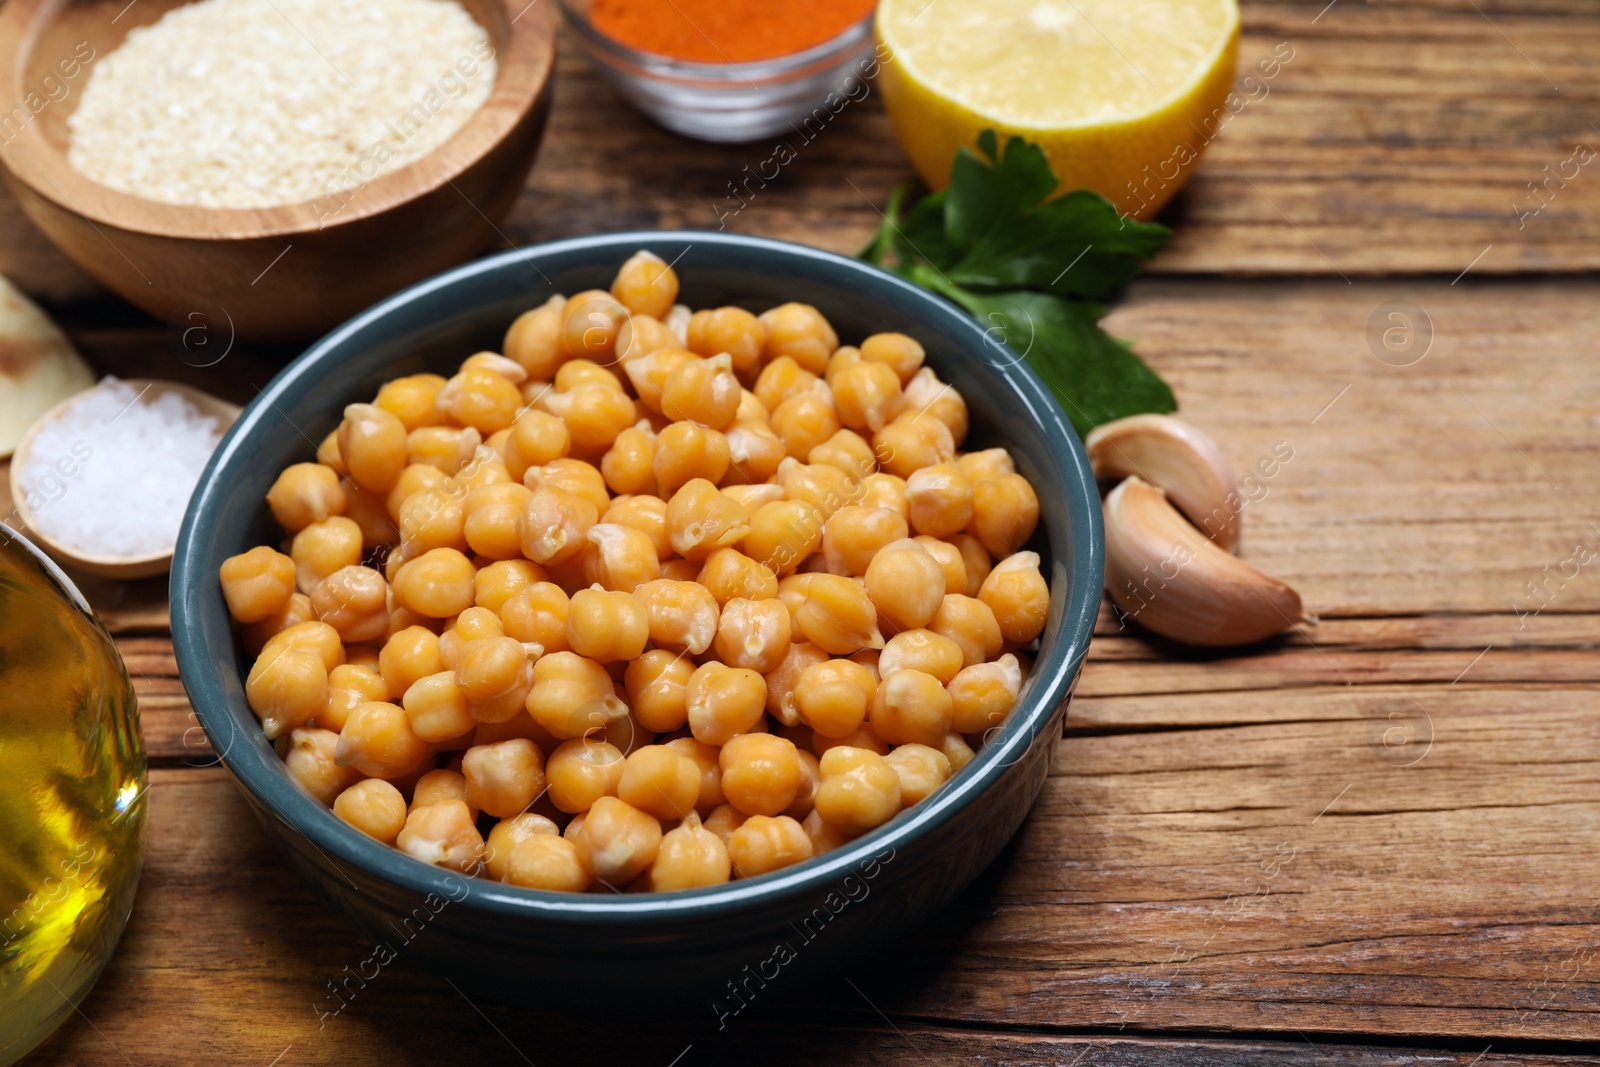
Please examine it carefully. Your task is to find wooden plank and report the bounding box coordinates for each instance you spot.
[5,1,1600,305]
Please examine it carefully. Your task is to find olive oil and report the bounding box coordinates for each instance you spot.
[0,529,145,1065]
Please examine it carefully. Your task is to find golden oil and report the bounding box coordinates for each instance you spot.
[0,529,145,1065]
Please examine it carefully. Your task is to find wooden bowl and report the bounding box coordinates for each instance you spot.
[0,0,556,342]
[10,378,240,579]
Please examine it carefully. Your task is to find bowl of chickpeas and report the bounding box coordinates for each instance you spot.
[170,230,1102,1013]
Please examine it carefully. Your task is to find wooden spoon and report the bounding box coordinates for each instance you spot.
[9,379,240,579]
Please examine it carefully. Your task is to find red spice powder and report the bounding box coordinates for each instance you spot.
[589,0,876,64]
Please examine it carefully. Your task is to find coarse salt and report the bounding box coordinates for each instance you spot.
[16,378,223,558]
[66,0,496,210]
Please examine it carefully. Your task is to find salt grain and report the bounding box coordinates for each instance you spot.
[17,378,223,558]
[67,0,496,210]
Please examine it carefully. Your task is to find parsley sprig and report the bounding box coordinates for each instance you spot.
[860,130,1177,436]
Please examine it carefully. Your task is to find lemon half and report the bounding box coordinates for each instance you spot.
[877,0,1240,219]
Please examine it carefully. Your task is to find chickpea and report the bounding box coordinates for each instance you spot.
[603,494,672,559]
[246,646,327,740]
[753,356,818,415]
[310,565,390,644]
[518,486,598,566]
[220,545,297,623]
[970,472,1041,558]
[814,745,901,834]
[979,551,1050,644]
[460,483,530,561]
[392,547,476,618]
[687,306,765,379]
[396,799,484,872]
[697,547,778,605]
[503,295,567,379]
[859,332,925,385]
[241,591,313,656]
[713,597,792,674]
[379,625,444,701]
[811,721,890,758]
[763,640,830,725]
[473,709,560,752]
[333,778,408,843]
[831,360,903,433]
[499,581,570,654]
[649,812,731,891]
[905,463,974,540]
[336,701,431,779]
[316,429,345,476]
[770,386,841,461]
[625,347,698,414]
[884,743,952,805]
[949,654,1024,734]
[774,458,858,520]
[396,486,467,553]
[506,833,592,892]
[928,594,1004,668]
[462,739,546,819]
[905,368,969,443]
[822,506,908,577]
[574,795,662,885]
[702,803,748,846]
[261,619,344,672]
[583,523,662,592]
[611,250,679,319]
[385,462,446,522]
[685,662,766,746]
[284,727,362,805]
[783,747,821,820]
[667,479,750,560]
[759,303,837,374]
[342,480,399,547]
[793,573,883,655]
[863,538,946,631]
[290,516,364,594]
[664,736,725,813]
[624,649,694,732]
[601,423,657,497]
[661,352,741,430]
[337,403,408,493]
[869,669,953,748]
[402,671,475,743]
[808,428,876,481]
[633,579,719,656]
[525,651,622,740]
[374,372,448,431]
[483,812,561,881]
[793,659,876,738]
[721,482,784,513]
[561,289,629,363]
[873,416,955,479]
[947,532,992,597]
[545,381,637,452]
[719,733,803,817]
[941,732,977,771]
[527,457,611,513]
[803,808,855,856]
[411,768,473,812]
[407,425,483,475]
[503,409,571,481]
[545,737,626,813]
[266,463,346,533]
[438,607,505,671]
[319,663,389,733]
[566,587,649,663]
[727,814,813,877]
[652,421,730,496]
[879,628,964,684]
[859,472,909,519]
[473,559,546,613]
[457,636,535,723]
[742,499,823,575]
[910,535,967,597]
[615,313,679,366]
[617,744,701,820]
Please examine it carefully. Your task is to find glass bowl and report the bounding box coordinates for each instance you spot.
[558,0,879,142]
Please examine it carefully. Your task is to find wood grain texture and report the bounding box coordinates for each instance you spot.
[4,0,1599,306]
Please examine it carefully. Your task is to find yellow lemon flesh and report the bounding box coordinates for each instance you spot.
[877,0,1240,219]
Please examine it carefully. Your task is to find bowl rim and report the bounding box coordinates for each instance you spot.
[171,229,1104,921]
[556,0,875,82]
[0,0,555,240]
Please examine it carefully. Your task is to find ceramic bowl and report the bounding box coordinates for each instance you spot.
[169,230,1103,1014]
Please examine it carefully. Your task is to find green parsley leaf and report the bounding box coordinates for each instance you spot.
[859,131,1177,435]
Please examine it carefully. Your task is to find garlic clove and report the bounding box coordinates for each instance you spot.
[1085,414,1239,551]
[1103,477,1303,647]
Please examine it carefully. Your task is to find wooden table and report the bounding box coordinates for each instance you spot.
[9,2,1600,1063]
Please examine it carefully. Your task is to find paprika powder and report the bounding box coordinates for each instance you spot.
[588,0,876,64]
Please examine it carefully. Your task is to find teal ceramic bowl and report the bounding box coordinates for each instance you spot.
[170,231,1103,1014]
